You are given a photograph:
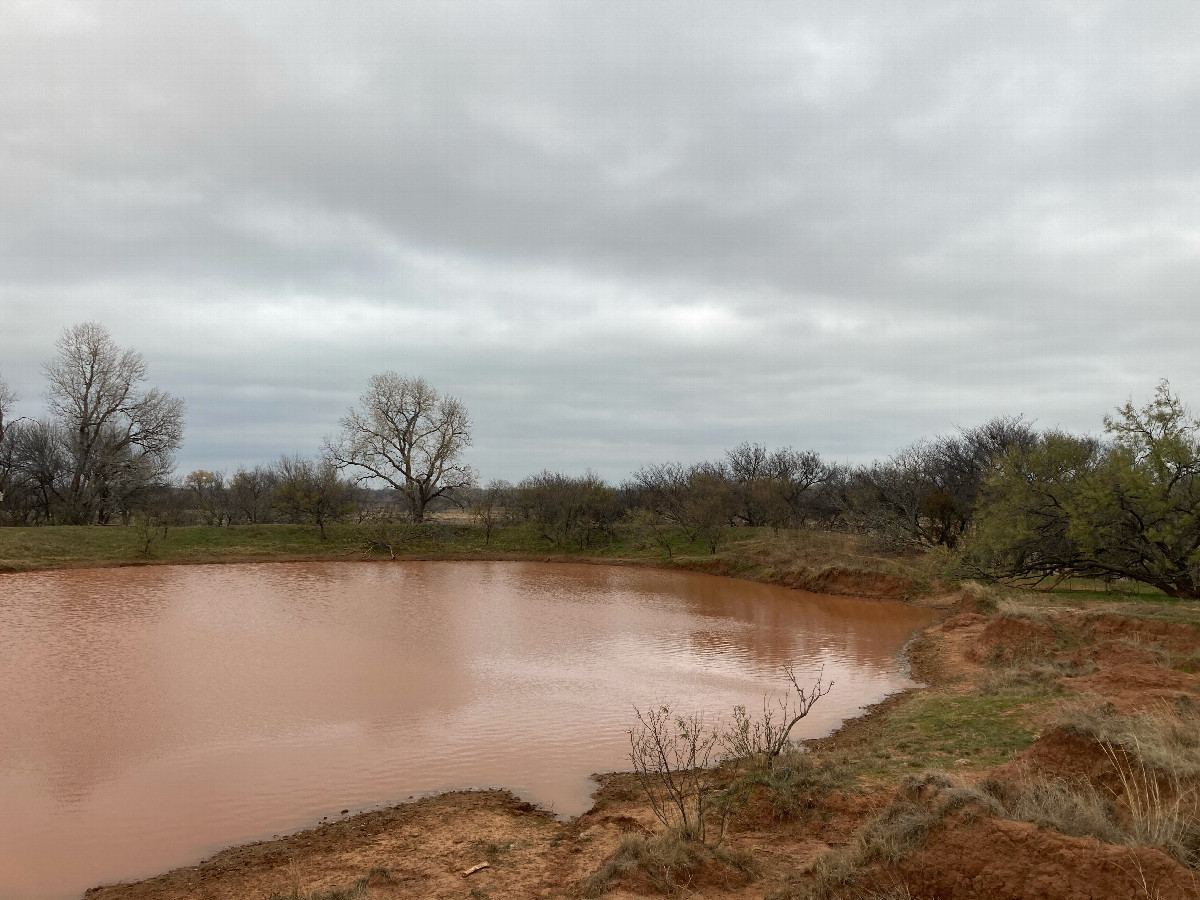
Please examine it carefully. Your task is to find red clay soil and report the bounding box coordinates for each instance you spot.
[797,568,919,601]
[941,612,990,631]
[1084,615,1200,656]
[947,590,993,616]
[1087,638,1166,669]
[892,813,1200,900]
[1064,663,1200,713]
[967,616,1059,663]
[673,558,923,601]
[83,791,571,900]
[991,727,1129,795]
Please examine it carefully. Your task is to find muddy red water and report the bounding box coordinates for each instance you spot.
[0,561,933,899]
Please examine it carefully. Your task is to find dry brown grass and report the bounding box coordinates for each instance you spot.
[1060,699,1200,778]
[978,652,1101,696]
[774,773,1000,900]
[983,701,1200,869]
[268,867,392,900]
[727,747,857,822]
[721,530,940,591]
[582,829,758,897]
[979,774,1124,844]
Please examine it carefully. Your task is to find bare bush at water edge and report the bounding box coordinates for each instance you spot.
[627,668,833,848]
[724,667,833,766]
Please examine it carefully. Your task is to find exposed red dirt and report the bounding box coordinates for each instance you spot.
[893,813,1200,900]
[84,791,571,900]
[992,727,1128,794]
[967,616,1059,663]
[947,589,993,616]
[801,568,919,600]
[1064,662,1200,713]
[941,611,990,631]
[1085,615,1200,656]
[1090,638,1166,669]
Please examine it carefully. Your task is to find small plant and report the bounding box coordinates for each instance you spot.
[732,747,855,821]
[358,521,409,559]
[583,830,757,897]
[629,706,726,845]
[724,667,832,766]
[629,667,834,846]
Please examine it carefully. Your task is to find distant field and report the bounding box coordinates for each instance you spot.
[1049,575,1170,601]
[0,521,749,574]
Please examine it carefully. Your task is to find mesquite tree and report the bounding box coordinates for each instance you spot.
[969,381,1200,598]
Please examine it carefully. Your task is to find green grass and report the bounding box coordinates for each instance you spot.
[1052,587,1173,602]
[0,523,941,604]
[0,522,775,573]
[861,694,1044,774]
[989,580,1200,628]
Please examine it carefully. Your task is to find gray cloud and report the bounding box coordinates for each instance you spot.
[2,1,1198,481]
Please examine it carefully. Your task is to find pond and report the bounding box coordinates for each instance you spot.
[0,561,933,898]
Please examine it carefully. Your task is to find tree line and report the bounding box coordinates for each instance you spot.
[1,323,1197,598]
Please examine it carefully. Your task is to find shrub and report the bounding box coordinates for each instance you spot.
[583,829,757,897]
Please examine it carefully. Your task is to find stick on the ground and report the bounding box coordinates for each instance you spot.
[462,862,490,877]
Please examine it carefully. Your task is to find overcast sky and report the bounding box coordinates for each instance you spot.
[2,1,1198,482]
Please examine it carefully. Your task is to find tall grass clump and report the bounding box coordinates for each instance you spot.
[1060,698,1200,778]
[776,773,1001,900]
[583,830,757,897]
[984,700,1200,868]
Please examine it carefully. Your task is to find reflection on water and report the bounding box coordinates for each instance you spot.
[0,561,933,899]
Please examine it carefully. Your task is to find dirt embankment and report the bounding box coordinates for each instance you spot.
[86,583,1200,900]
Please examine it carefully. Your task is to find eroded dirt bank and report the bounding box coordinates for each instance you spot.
[84,577,1200,900]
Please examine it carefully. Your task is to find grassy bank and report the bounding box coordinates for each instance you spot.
[0,521,696,572]
[0,522,948,602]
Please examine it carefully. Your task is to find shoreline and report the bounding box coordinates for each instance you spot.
[0,523,935,605]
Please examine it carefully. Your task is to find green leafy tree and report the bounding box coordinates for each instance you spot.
[969,381,1200,598]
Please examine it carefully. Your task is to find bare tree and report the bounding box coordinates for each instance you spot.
[326,373,475,523]
[629,462,702,543]
[0,374,16,514]
[843,416,1037,549]
[725,443,833,529]
[271,454,356,539]
[6,420,67,523]
[515,470,620,548]
[228,465,278,524]
[470,479,511,544]
[629,461,737,552]
[0,372,15,447]
[687,464,737,553]
[766,448,833,528]
[43,323,185,524]
[184,469,230,525]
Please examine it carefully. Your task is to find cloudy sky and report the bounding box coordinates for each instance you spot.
[2,1,1198,482]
